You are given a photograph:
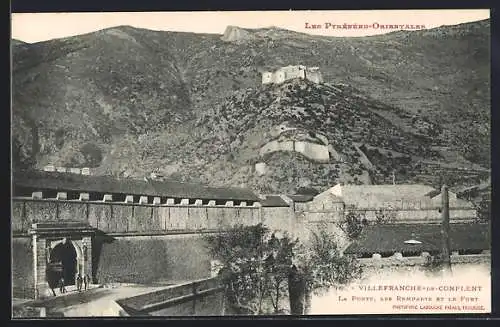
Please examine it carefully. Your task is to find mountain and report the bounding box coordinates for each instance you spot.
[11,20,490,194]
[11,39,28,47]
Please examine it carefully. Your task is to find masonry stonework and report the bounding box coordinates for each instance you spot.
[261,65,324,85]
[11,177,483,301]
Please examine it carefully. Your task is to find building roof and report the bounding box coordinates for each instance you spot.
[454,182,491,198]
[344,223,490,255]
[312,189,344,203]
[425,189,441,198]
[261,195,290,207]
[12,170,261,202]
[287,194,315,203]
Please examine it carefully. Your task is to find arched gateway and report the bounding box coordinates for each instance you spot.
[29,222,94,298]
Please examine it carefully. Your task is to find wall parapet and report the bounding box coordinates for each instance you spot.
[12,197,259,208]
[259,139,330,163]
[12,198,263,234]
[43,165,91,175]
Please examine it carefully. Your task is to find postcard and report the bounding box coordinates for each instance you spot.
[11,9,491,317]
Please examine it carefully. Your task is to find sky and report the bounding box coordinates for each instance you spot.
[12,9,490,43]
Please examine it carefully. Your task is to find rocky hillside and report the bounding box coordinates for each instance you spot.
[11,20,490,194]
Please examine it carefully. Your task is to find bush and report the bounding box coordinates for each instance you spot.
[338,211,365,240]
[80,142,103,167]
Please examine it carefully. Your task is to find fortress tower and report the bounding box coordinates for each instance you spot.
[261,65,323,85]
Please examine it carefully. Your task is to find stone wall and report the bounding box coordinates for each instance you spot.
[12,198,262,234]
[259,140,330,163]
[303,210,344,223]
[350,208,476,224]
[261,66,323,85]
[43,165,91,175]
[305,69,323,84]
[262,72,274,84]
[301,221,351,251]
[95,234,212,285]
[261,206,296,236]
[12,197,264,298]
[116,277,226,316]
[148,291,224,316]
[300,207,474,224]
[301,188,475,225]
[12,237,34,299]
[295,141,330,163]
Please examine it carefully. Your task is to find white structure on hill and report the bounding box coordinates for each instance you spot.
[262,65,323,85]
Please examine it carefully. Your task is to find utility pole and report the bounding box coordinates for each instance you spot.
[440,184,452,275]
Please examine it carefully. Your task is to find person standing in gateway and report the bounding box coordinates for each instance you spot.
[58,277,66,294]
[83,274,90,291]
[76,273,83,292]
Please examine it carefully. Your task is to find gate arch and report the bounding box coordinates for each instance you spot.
[47,238,85,286]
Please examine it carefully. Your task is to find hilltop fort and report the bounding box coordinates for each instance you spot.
[262,65,324,85]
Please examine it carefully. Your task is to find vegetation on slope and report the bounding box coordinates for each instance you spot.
[11,20,490,193]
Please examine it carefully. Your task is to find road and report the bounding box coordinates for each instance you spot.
[18,284,168,317]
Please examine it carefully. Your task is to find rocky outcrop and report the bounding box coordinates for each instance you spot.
[221,26,255,42]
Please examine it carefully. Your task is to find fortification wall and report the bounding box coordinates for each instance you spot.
[261,206,296,236]
[12,237,34,299]
[43,165,91,175]
[304,211,344,223]
[301,189,474,225]
[259,140,330,162]
[95,233,212,285]
[12,198,262,234]
[300,207,474,224]
[261,65,324,85]
[262,72,273,84]
[350,208,476,224]
[301,221,351,252]
[307,192,344,211]
[269,124,297,138]
[305,70,323,84]
[260,140,294,156]
[294,141,330,162]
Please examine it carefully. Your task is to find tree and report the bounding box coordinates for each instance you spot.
[12,137,35,172]
[289,226,362,314]
[205,223,362,315]
[80,142,103,167]
[338,210,366,240]
[375,209,396,224]
[474,196,491,223]
[296,187,319,196]
[205,224,298,314]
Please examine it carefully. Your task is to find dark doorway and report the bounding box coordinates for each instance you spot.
[49,240,78,286]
